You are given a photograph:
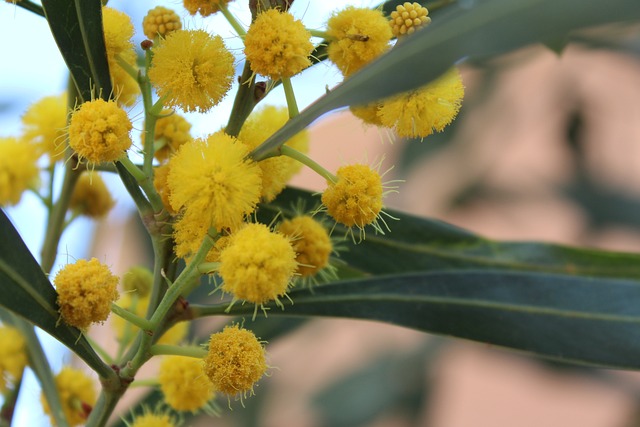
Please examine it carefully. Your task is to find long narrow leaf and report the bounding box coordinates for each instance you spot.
[213,270,640,369]
[261,187,640,279]
[41,0,111,101]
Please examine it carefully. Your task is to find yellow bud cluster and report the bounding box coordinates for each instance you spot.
[390,2,431,37]
[142,6,182,40]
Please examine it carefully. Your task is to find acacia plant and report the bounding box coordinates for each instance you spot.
[0,0,639,426]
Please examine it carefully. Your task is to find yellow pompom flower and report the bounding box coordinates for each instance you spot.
[112,293,187,345]
[203,325,267,396]
[130,413,176,427]
[0,326,27,393]
[279,216,332,278]
[378,68,464,138]
[69,172,115,218]
[238,106,309,201]
[142,6,182,40]
[21,93,67,159]
[168,133,262,232]
[149,29,235,113]
[68,98,133,164]
[54,258,119,330]
[244,9,313,80]
[322,164,383,230]
[103,7,140,106]
[390,2,431,37]
[327,7,392,77]
[0,137,39,206]
[159,356,214,412]
[183,0,233,17]
[219,223,297,306]
[41,367,96,426]
[151,110,192,162]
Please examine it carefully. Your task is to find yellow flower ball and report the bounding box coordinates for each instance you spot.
[0,326,27,393]
[244,9,313,80]
[203,325,267,396]
[219,223,296,305]
[378,68,464,138]
[54,258,119,330]
[390,2,431,37]
[321,164,383,229]
[279,216,332,277]
[327,7,392,77]
[130,413,176,427]
[168,133,262,231]
[41,367,96,426]
[151,110,193,162]
[142,6,182,40]
[159,356,214,412]
[149,29,235,113]
[238,105,309,201]
[183,0,233,17]
[21,93,68,159]
[103,7,140,106]
[69,172,115,218]
[68,99,133,164]
[0,137,39,206]
[112,293,187,345]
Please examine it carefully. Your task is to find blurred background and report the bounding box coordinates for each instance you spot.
[2,0,640,426]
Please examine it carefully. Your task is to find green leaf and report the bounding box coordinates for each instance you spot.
[262,187,640,279]
[250,0,640,160]
[220,270,640,369]
[41,0,112,102]
[0,210,115,379]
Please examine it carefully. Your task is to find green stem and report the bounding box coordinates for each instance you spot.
[187,303,231,319]
[129,378,159,388]
[281,145,337,183]
[84,390,123,427]
[41,160,80,273]
[308,29,331,39]
[140,49,158,178]
[150,344,207,358]
[118,233,214,380]
[226,62,263,137]
[219,3,247,38]
[115,54,138,81]
[117,156,163,213]
[111,303,154,331]
[149,233,215,328]
[197,262,220,275]
[281,77,299,118]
